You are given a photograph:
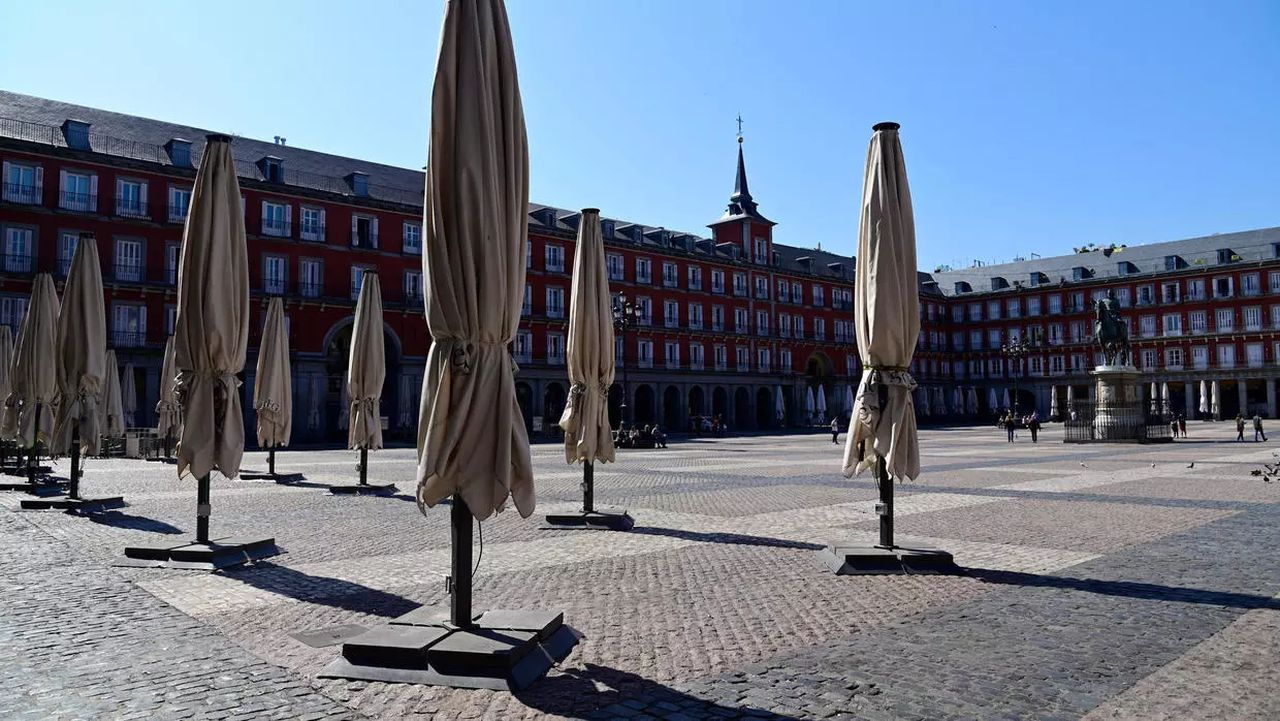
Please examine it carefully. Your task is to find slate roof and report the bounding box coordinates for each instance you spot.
[928,226,1280,297]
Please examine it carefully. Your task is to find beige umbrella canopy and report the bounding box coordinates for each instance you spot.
[558,209,616,465]
[173,134,249,480]
[842,123,921,481]
[0,326,13,438]
[101,350,125,437]
[121,363,137,428]
[9,274,60,447]
[347,272,385,451]
[155,336,180,438]
[416,0,535,521]
[254,296,292,448]
[52,233,107,456]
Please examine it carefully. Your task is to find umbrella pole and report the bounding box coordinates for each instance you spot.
[450,494,473,628]
[27,401,42,484]
[359,446,367,486]
[582,461,594,513]
[269,447,276,477]
[68,425,81,500]
[196,473,211,544]
[876,456,894,549]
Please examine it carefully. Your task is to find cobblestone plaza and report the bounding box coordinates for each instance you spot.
[3,426,1279,720]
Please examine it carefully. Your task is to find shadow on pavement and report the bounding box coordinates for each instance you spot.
[223,562,421,617]
[516,662,800,720]
[84,510,184,535]
[631,526,823,551]
[971,569,1280,610]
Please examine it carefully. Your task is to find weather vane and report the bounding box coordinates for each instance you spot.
[736,114,743,139]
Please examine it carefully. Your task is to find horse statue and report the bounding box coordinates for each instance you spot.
[1094,290,1131,367]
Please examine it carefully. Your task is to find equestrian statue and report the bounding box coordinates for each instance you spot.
[1094,289,1131,367]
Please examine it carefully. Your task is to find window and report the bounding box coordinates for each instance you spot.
[951,305,963,323]
[300,207,324,241]
[970,329,983,349]
[989,358,1004,377]
[1068,292,1085,312]
[1218,343,1236,368]
[165,305,177,336]
[636,297,652,325]
[736,346,749,372]
[756,347,770,372]
[637,340,653,368]
[1244,306,1262,331]
[1243,273,1260,296]
[987,300,1001,320]
[1273,306,1280,330]
[1006,298,1020,318]
[951,331,964,351]
[812,285,825,307]
[168,186,191,223]
[514,330,532,363]
[734,308,748,334]
[690,343,704,370]
[755,276,769,300]
[351,215,379,248]
[526,244,532,269]
[687,265,702,290]
[546,287,565,319]
[403,222,422,255]
[778,348,791,371]
[1213,277,1233,298]
[1162,313,1182,337]
[1165,348,1183,370]
[664,300,679,328]
[1160,282,1180,304]
[688,303,703,330]
[664,341,681,369]
[615,337,623,367]
[753,237,768,264]
[814,317,826,341]
[1029,356,1044,375]
[1187,279,1206,300]
[733,272,747,296]
[1026,296,1041,316]
[1192,346,1209,370]
[607,253,624,281]
[1049,355,1065,375]
[1071,354,1088,373]
[847,355,858,377]
[777,279,788,302]
[60,170,95,212]
[547,333,566,365]
[714,344,727,371]
[1047,294,1062,314]
[404,270,423,302]
[968,303,982,321]
[636,258,651,284]
[261,200,290,236]
[165,242,180,284]
[0,296,28,336]
[263,255,286,295]
[1070,321,1085,343]
[2,161,41,204]
[711,305,725,332]
[1140,349,1158,370]
[791,282,802,304]
[1139,315,1157,338]
[756,310,769,336]
[662,262,678,287]
[1136,285,1154,306]
[546,244,565,272]
[1114,287,1131,307]
[1189,310,1207,334]
[351,266,372,300]
[114,238,143,282]
[299,259,322,298]
[116,178,148,217]
[1271,272,1280,294]
[711,269,725,293]
[522,285,531,316]
[779,313,790,338]
[988,328,1002,348]
[112,303,146,347]
[58,232,78,276]
[793,316,804,339]
[1246,342,1264,367]
[1216,308,1234,333]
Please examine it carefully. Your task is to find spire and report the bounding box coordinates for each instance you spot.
[730,136,751,204]
[713,123,774,227]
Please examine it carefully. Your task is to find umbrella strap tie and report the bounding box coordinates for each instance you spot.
[437,339,512,377]
[255,399,281,413]
[569,382,610,399]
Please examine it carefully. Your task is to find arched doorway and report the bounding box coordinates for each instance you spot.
[608,384,623,428]
[755,387,773,429]
[544,382,567,432]
[734,387,751,429]
[688,386,705,418]
[515,381,534,433]
[324,320,401,442]
[634,384,655,426]
[663,385,681,430]
[712,386,728,422]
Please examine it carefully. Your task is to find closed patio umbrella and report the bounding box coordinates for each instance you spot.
[816,384,828,420]
[1198,379,1209,416]
[1002,387,1011,411]
[775,385,786,424]
[967,386,978,415]
[987,387,998,412]
[1149,381,1159,414]
[346,271,385,487]
[952,387,963,416]
[308,375,323,430]
[11,274,59,483]
[1161,381,1171,416]
[934,386,947,416]
[101,350,125,438]
[155,336,180,453]
[254,296,291,475]
[846,385,856,419]
[51,233,107,500]
[173,134,251,542]
[121,363,137,428]
[805,387,816,421]
[0,326,12,439]
[1049,385,1059,418]
[1211,380,1221,418]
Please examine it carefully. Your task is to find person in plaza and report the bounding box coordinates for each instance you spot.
[1003,412,1016,443]
[830,417,840,443]
[1236,413,1246,441]
[1178,415,1187,438]
[652,425,667,448]
[1253,413,1267,442]
[1026,411,1040,443]
[1170,416,1179,439]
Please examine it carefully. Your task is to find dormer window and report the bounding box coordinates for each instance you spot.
[1072,266,1090,281]
[1029,272,1048,286]
[1217,248,1239,264]
[990,276,1009,290]
[716,241,739,259]
[1117,261,1138,275]
[826,262,844,275]
[954,281,972,294]
[1165,254,1186,270]
[771,251,781,267]
[259,156,284,183]
[346,171,369,197]
[62,119,91,150]
[601,220,614,239]
[165,138,192,168]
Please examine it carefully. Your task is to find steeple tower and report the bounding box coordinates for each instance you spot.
[709,121,775,264]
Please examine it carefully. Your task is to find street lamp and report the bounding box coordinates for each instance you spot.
[612,292,643,427]
[1000,329,1043,416]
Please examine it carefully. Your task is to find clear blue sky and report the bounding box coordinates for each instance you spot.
[2,0,1277,270]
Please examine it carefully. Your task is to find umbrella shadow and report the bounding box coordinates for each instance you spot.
[970,568,1280,611]
[630,526,823,551]
[222,562,420,617]
[515,662,800,720]
[82,510,184,535]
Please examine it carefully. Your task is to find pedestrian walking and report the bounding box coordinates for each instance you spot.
[830,417,840,444]
[1254,414,1267,442]
[1169,417,1179,439]
[1027,411,1040,443]
[1178,415,1187,438]
[1003,413,1016,443]
[1236,414,1246,442]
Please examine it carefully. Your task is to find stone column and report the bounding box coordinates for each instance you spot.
[1239,380,1249,416]
[1268,378,1277,419]
[1185,383,1195,420]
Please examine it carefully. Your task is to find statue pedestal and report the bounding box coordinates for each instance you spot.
[1092,365,1143,441]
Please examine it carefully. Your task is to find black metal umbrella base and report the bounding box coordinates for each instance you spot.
[319,606,579,690]
[542,507,635,531]
[817,543,958,575]
[0,479,69,495]
[328,483,397,495]
[117,536,280,570]
[21,496,125,512]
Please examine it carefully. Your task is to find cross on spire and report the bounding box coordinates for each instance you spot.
[736,114,743,139]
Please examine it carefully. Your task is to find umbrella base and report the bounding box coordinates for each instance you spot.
[542,507,635,531]
[0,479,69,496]
[817,543,958,575]
[1,465,55,479]
[328,483,397,495]
[319,606,579,690]
[21,496,126,512]
[118,536,280,570]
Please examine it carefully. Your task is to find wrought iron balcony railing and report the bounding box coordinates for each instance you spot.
[2,182,40,204]
[1,253,33,273]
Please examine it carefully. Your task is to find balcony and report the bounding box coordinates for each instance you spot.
[636,273,651,285]
[114,263,144,283]
[547,306,564,320]
[2,182,40,204]
[513,349,532,364]
[733,286,747,297]
[299,282,323,299]
[264,279,286,296]
[1248,356,1265,369]
[548,354,566,366]
[59,191,96,213]
[262,218,292,238]
[113,330,146,347]
[663,276,678,288]
[351,232,379,249]
[168,205,189,224]
[1,252,33,273]
[638,357,653,369]
[116,199,149,218]
[300,223,326,242]
[521,303,531,316]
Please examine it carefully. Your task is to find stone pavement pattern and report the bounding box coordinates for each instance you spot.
[2,425,1278,719]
